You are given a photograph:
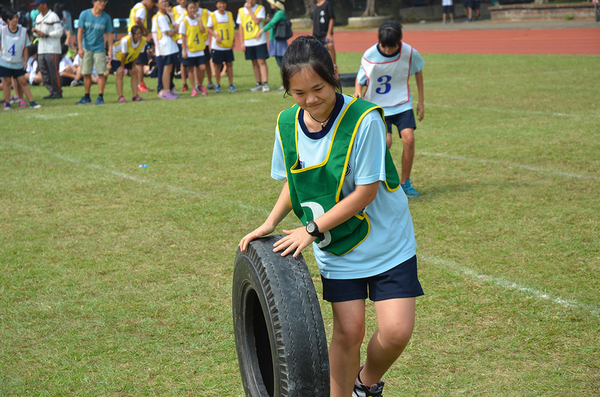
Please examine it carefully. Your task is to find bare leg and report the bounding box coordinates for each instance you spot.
[213,63,222,86]
[399,127,415,184]
[97,74,107,95]
[251,59,261,83]
[226,62,234,86]
[17,76,35,102]
[116,67,125,97]
[329,300,366,397]
[360,298,416,387]
[83,74,93,94]
[258,58,268,85]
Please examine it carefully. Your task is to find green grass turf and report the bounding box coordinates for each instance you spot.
[1,50,599,395]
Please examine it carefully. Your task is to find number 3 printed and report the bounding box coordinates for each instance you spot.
[375,75,392,95]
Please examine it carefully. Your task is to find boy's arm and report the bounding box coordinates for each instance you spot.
[238,24,245,51]
[415,70,424,121]
[77,27,84,58]
[105,32,114,60]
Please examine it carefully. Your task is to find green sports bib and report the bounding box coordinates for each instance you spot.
[277,97,400,256]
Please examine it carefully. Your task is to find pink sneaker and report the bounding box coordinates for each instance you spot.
[19,99,27,108]
[199,86,208,95]
[191,88,198,97]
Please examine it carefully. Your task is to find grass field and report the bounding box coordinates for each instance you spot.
[1,49,599,396]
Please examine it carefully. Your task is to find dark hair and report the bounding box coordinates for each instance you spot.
[281,36,341,95]
[186,1,196,8]
[130,25,142,35]
[28,43,38,57]
[61,43,69,56]
[378,21,402,48]
[2,8,17,24]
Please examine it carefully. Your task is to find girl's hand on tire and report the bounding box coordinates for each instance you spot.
[239,224,275,252]
[273,228,316,258]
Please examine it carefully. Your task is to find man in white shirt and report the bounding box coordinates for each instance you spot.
[31,0,64,99]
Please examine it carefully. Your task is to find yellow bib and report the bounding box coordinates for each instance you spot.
[128,3,147,32]
[210,11,234,48]
[183,18,205,52]
[239,5,263,40]
[154,12,173,41]
[115,35,147,64]
[198,9,210,44]
[172,9,187,42]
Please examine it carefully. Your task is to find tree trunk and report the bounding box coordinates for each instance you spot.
[362,0,378,17]
[304,0,314,17]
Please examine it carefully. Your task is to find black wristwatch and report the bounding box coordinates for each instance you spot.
[306,221,325,241]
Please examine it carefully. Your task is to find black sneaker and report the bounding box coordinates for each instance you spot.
[352,379,385,397]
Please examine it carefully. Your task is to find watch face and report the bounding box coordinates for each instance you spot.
[307,222,316,234]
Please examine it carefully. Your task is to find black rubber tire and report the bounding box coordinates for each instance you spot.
[233,235,330,397]
[339,73,358,88]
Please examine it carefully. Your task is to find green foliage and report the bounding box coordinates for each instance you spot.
[1,51,599,395]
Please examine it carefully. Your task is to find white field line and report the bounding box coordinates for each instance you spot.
[5,142,269,216]
[5,141,599,318]
[421,255,600,318]
[427,102,600,119]
[421,151,600,181]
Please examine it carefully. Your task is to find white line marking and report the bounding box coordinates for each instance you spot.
[421,255,600,318]
[421,151,600,181]
[26,112,81,120]
[427,102,600,119]
[5,141,598,317]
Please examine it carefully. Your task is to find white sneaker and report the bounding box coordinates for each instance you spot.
[249,83,263,92]
[262,83,271,92]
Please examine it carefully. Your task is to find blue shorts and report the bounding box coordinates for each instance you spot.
[321,255,424,302]
[111,59,133,71]
[385,109,417,137]
[443,5,454,13]
[244,43,269,60]
[181,55,206,67]
[211,49,234,65]
[159,53,179,66]
[204,47,211,61]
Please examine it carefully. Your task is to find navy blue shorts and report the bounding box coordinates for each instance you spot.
[204,47,211,61]
[136,51,148,65]
[181,55,206,67]
[111,59,133,71]
[159,53,179,66]
[244,43,269,60]
[321,255,424,302]
[211,49,234,65]
[443,5,454,13]
[472,0,481,10]
[385,109,417,137]
[0,65,25,78]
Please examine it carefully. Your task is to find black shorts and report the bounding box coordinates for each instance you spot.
[443,5,454,13]
[244,43,269,60]
[111,59,134,71]
[181,55,206,67]
[204,47,211,61]
[0,65,26,78]
[385,109,417,136]
[472,0,481,10]
[211,49,234,65]
[159,53,179,66]
[463,0,473,8]
[321,255,424,302]
[136,51,148,65]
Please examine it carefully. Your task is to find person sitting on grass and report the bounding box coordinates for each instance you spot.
[0,8,41,110]
[354,21,425,198]
[112,25,147,103]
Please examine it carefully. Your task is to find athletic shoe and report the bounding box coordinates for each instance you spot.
[43,94,54,100]
[3,101,10,111]
[352,379,385,397]
[76,96,92,105]
[465,18,471,22]
[352,367,385,397]
[191,88,199,97]
[95,96,105,105]
[276,86,285,91]
[139,82,154,92]
[159,91,177,100]
[171,88,180,96]
[214,85,221,93]
[207,82,216,90]
[401,178,421,197]
[229,84,238,93]
[198,86,208,95]
[29,101,41,109]
[181,84,189,92]
[262,83,271,92]
[249,82,263,92]
[132,95,144,102]
[19,99,27,108]
[10,96,21,104]
[70,79,83,87]
[118,96,127,103]
[48,93,63,99]
[443,20,446,24]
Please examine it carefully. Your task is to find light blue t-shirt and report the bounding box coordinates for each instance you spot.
[0,26,30,70]
[356,43,425,116]
[271,94,417,280]
[78,9,112,53]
